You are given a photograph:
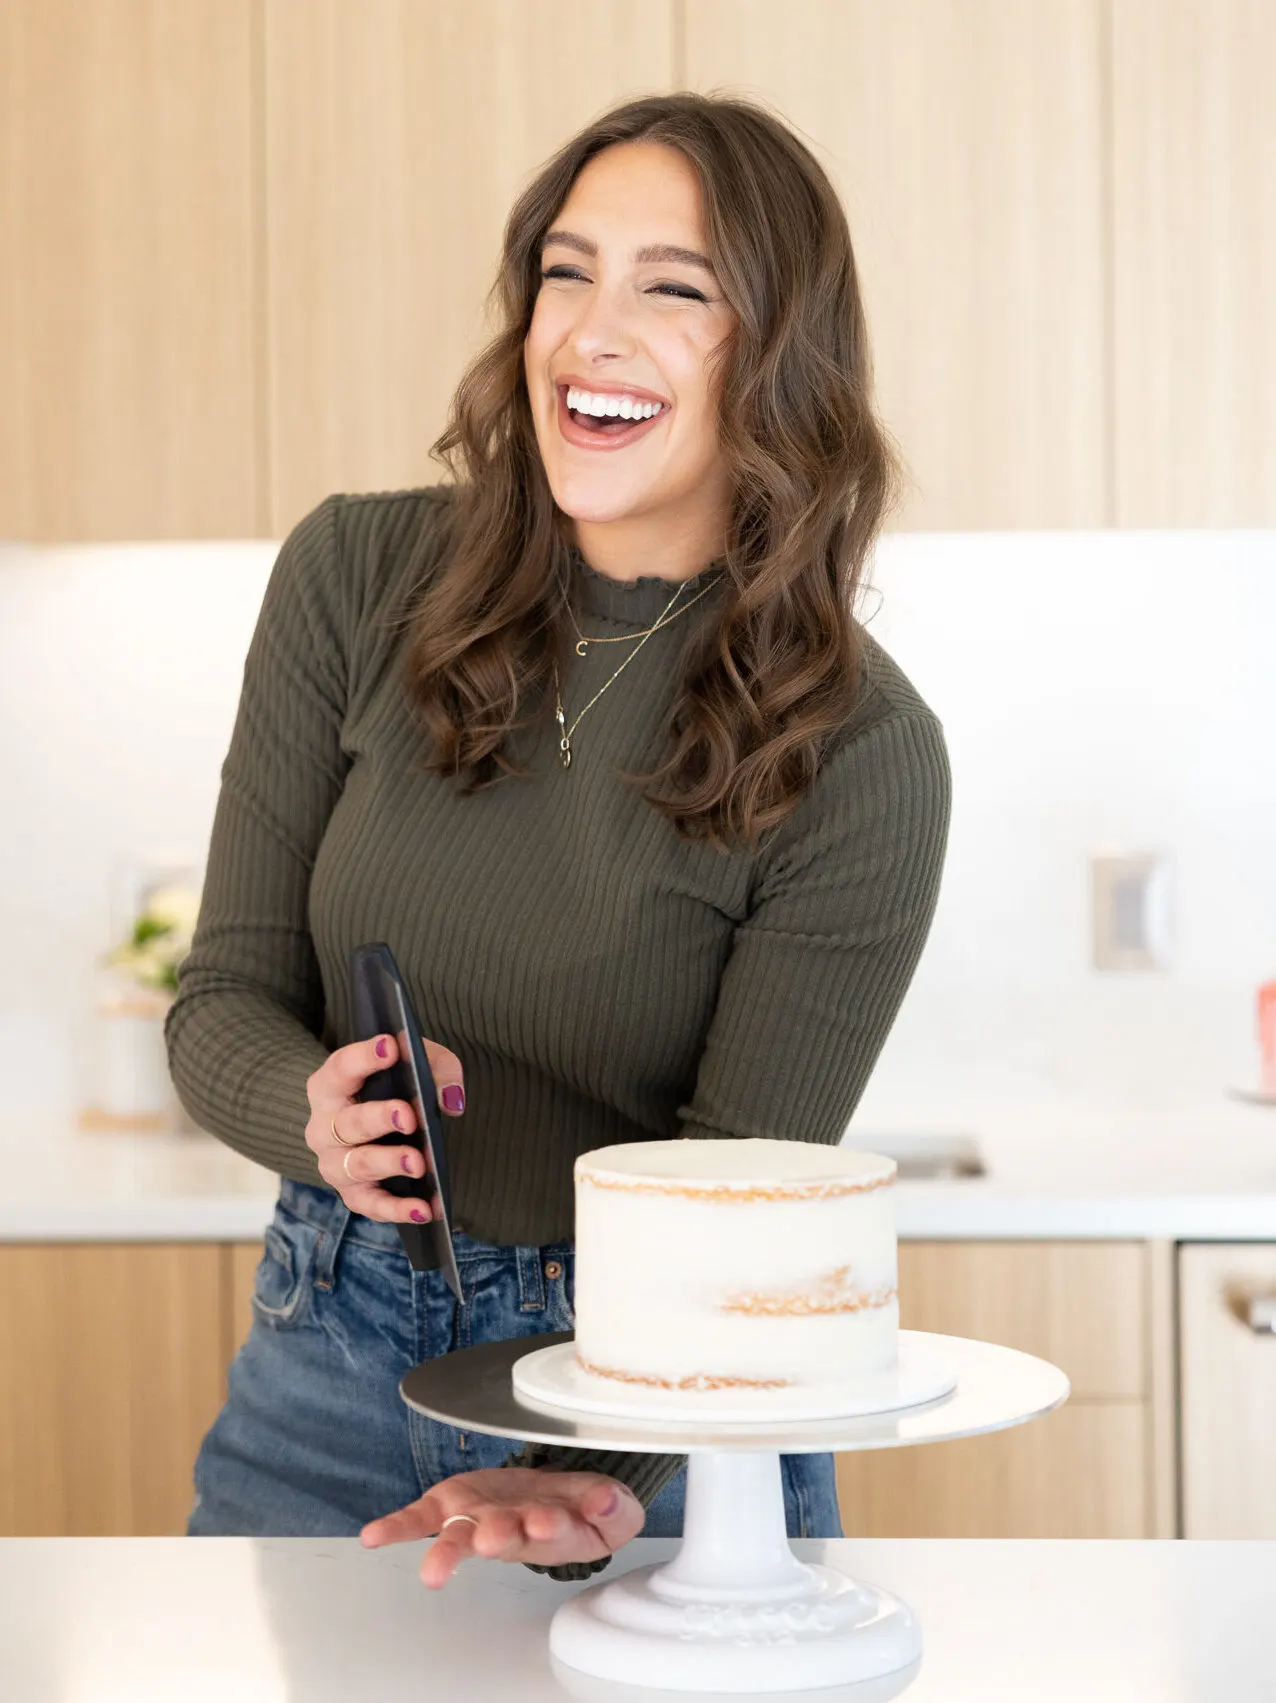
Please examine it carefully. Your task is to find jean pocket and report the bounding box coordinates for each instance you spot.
[250,1207,320,1331]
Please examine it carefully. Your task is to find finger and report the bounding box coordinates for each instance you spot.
[521,1500,571,1545]
[320,1133,432,1210]
[422,1038,465,1114]
[532,1474,645,1550]
[360,1493,445,1549]
[468,1508,523,1560]
[330,1034,399,1100]
[420,1522,478,1590]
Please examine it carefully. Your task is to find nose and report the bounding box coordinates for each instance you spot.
[565,278,641,361]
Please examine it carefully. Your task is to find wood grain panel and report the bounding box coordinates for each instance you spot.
[1180,1242,1276,1538]
[265,0,675,531]
[0,1243,224,1535]
[898,1241,1146,1399]
[1145,1238,1179,1538]
[0,0,260,540]
[1112,0,1276,525]
[684,0,1107,530]
[836,1400,1146,1537]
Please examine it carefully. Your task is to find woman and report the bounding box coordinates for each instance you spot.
[170,91,951,1591]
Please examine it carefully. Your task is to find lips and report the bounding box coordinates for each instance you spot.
[554,384,670,452]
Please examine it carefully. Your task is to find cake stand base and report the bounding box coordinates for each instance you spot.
[549,1450,919,1693]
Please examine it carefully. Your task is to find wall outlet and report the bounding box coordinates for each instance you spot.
[1090,853,1173,971]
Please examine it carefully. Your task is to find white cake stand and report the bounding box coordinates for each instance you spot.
[400,1329,1069,1695]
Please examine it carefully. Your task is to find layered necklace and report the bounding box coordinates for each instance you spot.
[552,563,723,770]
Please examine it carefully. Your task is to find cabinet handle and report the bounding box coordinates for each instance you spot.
[1247,1296,1276,1334]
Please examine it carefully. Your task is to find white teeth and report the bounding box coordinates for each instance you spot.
[565,386,664,421]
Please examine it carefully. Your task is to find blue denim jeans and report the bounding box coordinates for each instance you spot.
[187,1176,844,1544]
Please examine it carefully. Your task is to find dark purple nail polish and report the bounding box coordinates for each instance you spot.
[376,1037,389,1059]
[599,1489,619,1517]
[401,1154,413,1173]
[392,1108,402,1129]
[442,1084,465,1114]
[410,1208,428,1223]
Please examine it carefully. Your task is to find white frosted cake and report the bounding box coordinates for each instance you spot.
[570,1137,898,1418]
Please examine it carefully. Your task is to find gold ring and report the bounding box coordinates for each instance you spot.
[343,1146,355,1180]
[440,1514,479,1534]
[330,1112,353,1147]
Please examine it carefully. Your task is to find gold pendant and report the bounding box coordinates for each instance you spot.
[559,736,572,769]
[575,639,588,656]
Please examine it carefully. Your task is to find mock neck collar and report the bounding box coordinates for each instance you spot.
[566,543,727,626]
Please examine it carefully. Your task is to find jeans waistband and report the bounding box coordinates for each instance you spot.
[277,1175,574,1263]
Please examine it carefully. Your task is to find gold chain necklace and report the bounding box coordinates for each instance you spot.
[552,571,723,770]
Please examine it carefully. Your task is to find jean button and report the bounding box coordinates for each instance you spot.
[544,1259,563,1280]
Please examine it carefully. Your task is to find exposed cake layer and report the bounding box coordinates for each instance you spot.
[572,1138,898,1414]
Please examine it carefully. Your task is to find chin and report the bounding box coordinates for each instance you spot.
[543,466,660,527]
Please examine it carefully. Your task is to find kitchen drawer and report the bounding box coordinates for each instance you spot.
[0,1243,224,1535]
[899,1241,1146,1399]
[1180,1242,1276,1538]
[836,1401,1147,1537]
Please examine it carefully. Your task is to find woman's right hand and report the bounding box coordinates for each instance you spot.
[305,1034,465,1223]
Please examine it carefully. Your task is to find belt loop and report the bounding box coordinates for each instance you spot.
[516,1243,546,1312]
[313,1191,353,1292]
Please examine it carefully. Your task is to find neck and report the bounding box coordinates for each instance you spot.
[569,513,725,585]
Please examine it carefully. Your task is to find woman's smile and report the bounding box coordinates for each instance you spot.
[555,381,671,452]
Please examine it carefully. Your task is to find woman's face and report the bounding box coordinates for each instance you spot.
[523,141,737,555]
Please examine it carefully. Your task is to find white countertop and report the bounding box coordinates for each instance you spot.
[3,1098,1275,1242]
[3,1535,1273,1700]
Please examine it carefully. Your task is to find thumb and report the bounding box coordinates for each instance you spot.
[423,1038,466,1115]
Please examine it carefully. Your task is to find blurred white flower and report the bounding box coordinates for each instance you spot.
[145,884,201,940]
[102,884,202,995]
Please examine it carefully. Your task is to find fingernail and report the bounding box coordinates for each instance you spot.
[442,1085,465,1114]
[599,1489,619,1516]
[376,1037,390,1059]
[392,1108,403,1129]
[411,1208,428,1223]
[401,1154,414,1173]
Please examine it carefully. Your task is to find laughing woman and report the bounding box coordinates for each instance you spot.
[169,91,951,1589]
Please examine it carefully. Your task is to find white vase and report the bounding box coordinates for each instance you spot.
[98,994,175,1119]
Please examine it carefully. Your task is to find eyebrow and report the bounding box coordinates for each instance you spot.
[541,228,716,275]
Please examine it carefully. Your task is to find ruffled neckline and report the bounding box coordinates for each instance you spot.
[568,544,727,625]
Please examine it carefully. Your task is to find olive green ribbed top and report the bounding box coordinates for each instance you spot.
[165,484,951,1573]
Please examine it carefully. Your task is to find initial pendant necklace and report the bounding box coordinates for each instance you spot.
[551,570,723,770]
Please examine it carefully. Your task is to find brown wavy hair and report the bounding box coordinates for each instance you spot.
[398,90,907,854]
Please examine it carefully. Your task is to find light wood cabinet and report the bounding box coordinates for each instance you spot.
[836,1241,1162,1538]
[5,2,1273,538]
[0,1243,226,1535]
[1111,0,1276,526]
[684,0,1109,533]
[0,0,262,542]
[264,0,674,532]
[1,1235,1172,1539]
[1179,1242,1276,1538]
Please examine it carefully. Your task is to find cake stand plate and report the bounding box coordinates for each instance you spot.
[400,1332,1069,1694]
[511,1332,957,1423]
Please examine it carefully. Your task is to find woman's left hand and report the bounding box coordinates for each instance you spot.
[359,1467,646,1588]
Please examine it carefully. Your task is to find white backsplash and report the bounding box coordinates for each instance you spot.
[2,524,1274,1129]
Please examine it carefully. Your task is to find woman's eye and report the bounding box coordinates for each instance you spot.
[538,266,705,303]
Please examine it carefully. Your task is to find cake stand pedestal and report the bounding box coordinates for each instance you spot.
[400,1330,1069,1695]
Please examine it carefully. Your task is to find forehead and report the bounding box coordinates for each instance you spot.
[551,141,706,240]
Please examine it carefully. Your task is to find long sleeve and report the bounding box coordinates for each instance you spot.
[164,495,350,1184]
[676,709,952,1149]
[503,708,953,1580]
